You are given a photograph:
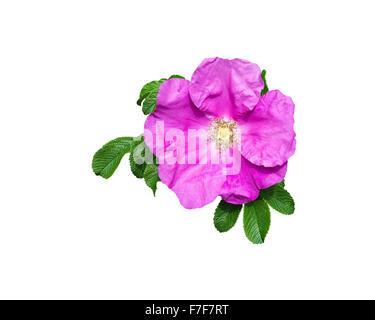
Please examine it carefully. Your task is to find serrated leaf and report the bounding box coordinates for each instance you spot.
[144,163,159,196]
[261,69,269,96]
[142,91,159,115]
[136,80,164,106]
[214,200,242,232]
[243,198,271,244]
[92,137,133,179]
[260,184,295,215]
[137,79,165,115]
[137,75,185,115]
[129,151,146,178]
[129,137,147,179]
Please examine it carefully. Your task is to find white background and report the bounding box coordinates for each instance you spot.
[1,0,374,299]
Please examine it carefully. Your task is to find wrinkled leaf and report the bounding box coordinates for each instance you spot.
[243,198,271,244]
[260,184,295,215]
[144,163,160,196]
[137,75,185,115]
[129,137,147,179]
[92,137,133,178]
[214,200,242,232]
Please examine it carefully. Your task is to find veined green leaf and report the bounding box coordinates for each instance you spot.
[129,137,147,179]
[214,200,242,232]
[92,137,133,179]
[260,184,295,215]
[142,91,159,115]
[136,80,164,107]
[243,198,271,244]
[137,75,185,115]
[144,163,160,196]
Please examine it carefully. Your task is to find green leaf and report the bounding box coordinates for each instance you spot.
[260,184,295,215]
[129,137,147,179]
[92,137,133,179]
[143,163,160,196]
[142,91,159,115]
[130,152,146,178]
[214,200,242,232]
[261,69,269,96]
[243,198,271,244]
[279,179,285,188]
[137,79,165,114]
[137,80,163,106]
[137,75,185,115]
[169,75,185,79]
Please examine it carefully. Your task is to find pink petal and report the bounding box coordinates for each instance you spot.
[219,157,287,205]
[249,162,287,189]
[189,57,263,120]
[144,78,225,209]
[220,156,260,204]
[239,90,296,167]
[158,155,226,209]
[144,78,210,157]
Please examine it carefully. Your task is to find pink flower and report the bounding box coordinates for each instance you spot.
[144,58,296,209]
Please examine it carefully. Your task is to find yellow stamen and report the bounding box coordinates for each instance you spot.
[208,117,238,150]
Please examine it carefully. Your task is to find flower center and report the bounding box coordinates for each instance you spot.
[208,117,238,150]
[217,127,231,140]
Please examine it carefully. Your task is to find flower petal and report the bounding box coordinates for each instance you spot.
[239,90,296,167]
[144,78,225,209]
[189,57,263,119]
[144,78,210,156]
[220,156,260,204]
[219,156,287,204]
[158,157,226,209]
[249,162,287,190]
